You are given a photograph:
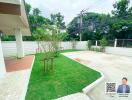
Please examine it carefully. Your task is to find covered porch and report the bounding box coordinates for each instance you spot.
[0,0,31,76]
[0,0,36,99]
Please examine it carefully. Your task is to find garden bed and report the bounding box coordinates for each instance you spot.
[26,50,101,100]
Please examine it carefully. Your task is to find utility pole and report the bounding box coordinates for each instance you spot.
[78,9,88,41]
[79,11,83,41]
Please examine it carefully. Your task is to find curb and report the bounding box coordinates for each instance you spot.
[21,55,35,100]
[62,53,105,94]
[82,72,104,94]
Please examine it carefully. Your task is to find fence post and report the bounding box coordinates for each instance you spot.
[96,40,98,47]
[114,39,117,47]
[87,40,89,46]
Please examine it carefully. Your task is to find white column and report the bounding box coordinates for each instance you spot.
[15,29,24,58]
[96,40,98,47]
[114,39,117,47]
[0,38,6,77]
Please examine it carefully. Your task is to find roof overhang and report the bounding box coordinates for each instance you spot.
[0,0,31,36]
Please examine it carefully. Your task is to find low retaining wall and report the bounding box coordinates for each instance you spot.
[92,46,132,57]
[105,47,132,57]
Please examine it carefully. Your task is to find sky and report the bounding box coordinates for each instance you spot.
[25,0,132,24]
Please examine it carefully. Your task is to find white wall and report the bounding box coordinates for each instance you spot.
[2,41,17,57]
[76,41,87,50]
[1,41,132,57]
[2,41,38,57]
[2,41,87,57]
[60,42,72,50]
[23,42,38,55]
[105,47,132,57]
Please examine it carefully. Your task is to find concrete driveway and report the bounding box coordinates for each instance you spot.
[63,51,132,100]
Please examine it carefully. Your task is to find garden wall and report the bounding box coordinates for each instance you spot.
[2,41,132,57]
[1,41,87,57]
[92,46,132,57]
[105,47,132,57]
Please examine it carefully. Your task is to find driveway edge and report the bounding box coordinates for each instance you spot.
[62,53,105,95]
[82,72,104,94]
[21,55,35,100]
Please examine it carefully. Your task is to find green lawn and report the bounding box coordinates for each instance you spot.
[26,50,101,100]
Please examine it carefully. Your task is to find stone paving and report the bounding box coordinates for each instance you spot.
[5,55,34,72]
[0,70,30,100]
[0,55,35,100]
[63,51,132,100]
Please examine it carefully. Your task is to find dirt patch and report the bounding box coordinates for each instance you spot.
[75,58,82,62]
[75,58,91,64]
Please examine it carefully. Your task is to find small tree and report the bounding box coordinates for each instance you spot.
[34,24,68,73]
[33,28,47,53]
[34,25,68,57]
[100,37,108,52]
[87,40,92,50]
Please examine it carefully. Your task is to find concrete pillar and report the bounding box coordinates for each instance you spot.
[114,39,117,47]
[96,40,98,47]
[15,29,24,58]
[0,38,6,77]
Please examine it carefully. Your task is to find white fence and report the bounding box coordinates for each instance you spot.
[1,41,87,57]
[2,41,132,57]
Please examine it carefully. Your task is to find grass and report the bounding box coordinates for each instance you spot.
[26,50,101,100]
[60,49,83,53]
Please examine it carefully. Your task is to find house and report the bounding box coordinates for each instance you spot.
[0,0,30,77]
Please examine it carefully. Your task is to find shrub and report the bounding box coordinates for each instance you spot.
[100,37,108,52]
[87,40,92,50]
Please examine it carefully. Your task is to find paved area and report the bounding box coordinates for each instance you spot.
[63,51,132,100]
[0,55,35,100]
[5,55,34,72]
[56,93,91,100]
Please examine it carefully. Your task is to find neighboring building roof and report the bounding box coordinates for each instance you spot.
[0,0,31,36]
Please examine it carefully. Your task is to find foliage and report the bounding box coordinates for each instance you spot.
[59,32,69,41]
[87,40,92,50]
[51,12,66,29]
[67,12,111,40]
[100,37,108,52]
[67,0,132,40]
[1,35,15,41]
[34,25,67,58]
[90,47,102,52]
[28,9,51,33]
[33,8,41,16]
[25,3,31,16]
[26,52,101,100]
[2,0,132,41]
[112,0,131,18]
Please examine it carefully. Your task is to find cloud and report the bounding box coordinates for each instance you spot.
[25,0,132,24]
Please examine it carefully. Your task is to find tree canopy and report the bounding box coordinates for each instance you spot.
[67,0,132,40]
[1,0,132,41]
[51,13,66,29]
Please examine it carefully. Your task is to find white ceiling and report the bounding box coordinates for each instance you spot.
[0,14,31,36]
